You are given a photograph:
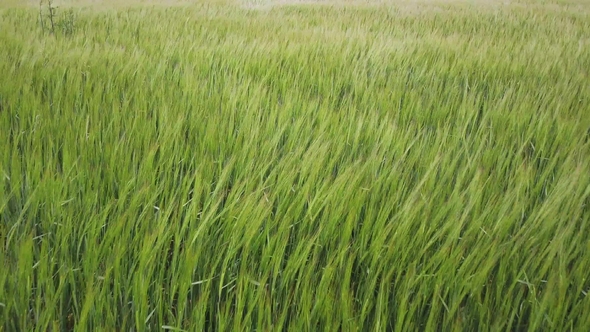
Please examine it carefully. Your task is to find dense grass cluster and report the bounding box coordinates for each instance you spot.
[1,0,589,330]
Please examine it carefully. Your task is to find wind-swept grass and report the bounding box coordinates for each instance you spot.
[1,0,589,330]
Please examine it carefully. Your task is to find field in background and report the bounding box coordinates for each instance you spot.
[1,0,589,330]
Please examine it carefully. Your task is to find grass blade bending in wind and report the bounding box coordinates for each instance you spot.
[0,0,589,330]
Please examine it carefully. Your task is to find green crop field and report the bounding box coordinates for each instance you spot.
[1,0,589,330]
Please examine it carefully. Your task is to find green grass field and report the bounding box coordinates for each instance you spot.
[1,0,589,330]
